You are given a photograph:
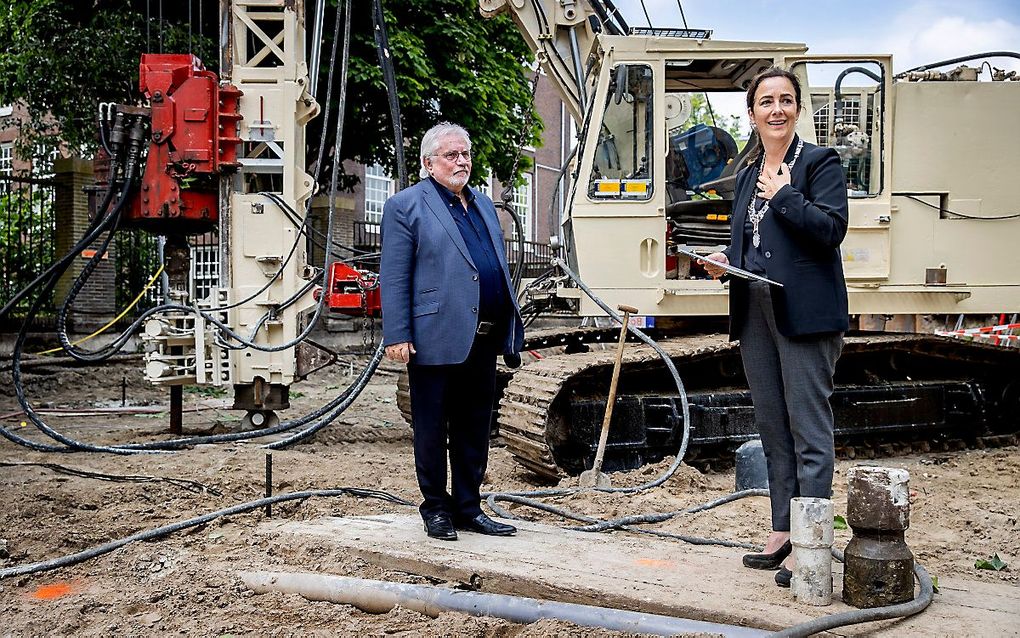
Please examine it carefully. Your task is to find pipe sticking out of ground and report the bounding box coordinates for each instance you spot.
[237,571,770,638]
[790,497,834,606]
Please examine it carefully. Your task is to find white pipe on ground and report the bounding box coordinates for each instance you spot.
[238,570,770,637]
[790,497,834,606]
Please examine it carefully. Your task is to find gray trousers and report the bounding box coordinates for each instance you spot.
[738,281,843,532]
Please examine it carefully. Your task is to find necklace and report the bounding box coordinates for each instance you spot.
[748,138,804,248]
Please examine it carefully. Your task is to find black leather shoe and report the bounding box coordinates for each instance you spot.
[455,513,517,536]
[742,540,792,570]
[423,513,457,541]
[775,567,792,588]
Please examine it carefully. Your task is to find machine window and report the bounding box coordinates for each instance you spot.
[588,64,654,201]
[793,60,885,197]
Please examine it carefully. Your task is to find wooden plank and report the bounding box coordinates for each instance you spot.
[259,514,1020,636]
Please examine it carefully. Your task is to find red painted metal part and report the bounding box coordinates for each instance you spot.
[320,262,381,317]
[125,54,242,234]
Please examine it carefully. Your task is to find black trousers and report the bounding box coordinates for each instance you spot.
[406,336,498,521]
[738,281,843,532]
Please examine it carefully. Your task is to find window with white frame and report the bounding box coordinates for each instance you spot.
[510,172,533,245]
[33,145,61,177]
[190,242,220,302]
[0,143,13,177]
[363,163,394,224]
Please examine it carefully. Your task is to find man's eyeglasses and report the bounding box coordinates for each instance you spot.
[433,150,472,162]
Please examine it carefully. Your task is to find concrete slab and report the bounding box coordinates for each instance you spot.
[259,514,1020,636]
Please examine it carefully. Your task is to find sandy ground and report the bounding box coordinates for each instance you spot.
[1,356,1018,636]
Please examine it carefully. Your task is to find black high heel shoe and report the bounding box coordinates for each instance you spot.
[742,539,792,570]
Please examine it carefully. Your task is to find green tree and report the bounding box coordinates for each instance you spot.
[0,0,541,187]
[313,0,540,188]
[688,93,745,145]
[0,0,211,166]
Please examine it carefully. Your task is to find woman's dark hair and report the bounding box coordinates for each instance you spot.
[744,66,803,164]
[746,66,802,110]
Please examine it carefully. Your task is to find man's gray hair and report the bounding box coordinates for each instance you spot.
[419,122,471,179]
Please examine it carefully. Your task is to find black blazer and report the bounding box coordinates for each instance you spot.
[723,136,849,339]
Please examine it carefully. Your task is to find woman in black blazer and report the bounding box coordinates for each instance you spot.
[703,67,849,587]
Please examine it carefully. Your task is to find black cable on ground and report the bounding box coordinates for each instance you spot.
[0,487,413,580]
[570,489,770,532]
[484,490,762,551]
[21,340,376,453]
[264,344,385,449]
[773,550,935,638]
[2,175,143,454]
[0,461,220,495]
[8,264,161,455]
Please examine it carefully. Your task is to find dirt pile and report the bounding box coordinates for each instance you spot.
[1,358,1017,634]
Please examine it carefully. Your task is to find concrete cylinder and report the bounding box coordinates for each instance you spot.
[735,439,769,491]
[843,466,915,608]
[790,497,834,606]
[846,466,909,531]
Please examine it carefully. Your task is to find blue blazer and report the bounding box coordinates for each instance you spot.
[380,179,525,365]
[723,136,850,339]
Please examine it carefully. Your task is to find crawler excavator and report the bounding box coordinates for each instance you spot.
[462,0,1020,480]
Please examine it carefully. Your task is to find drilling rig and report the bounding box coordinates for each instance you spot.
[86,0,370,434]
[474,0,1020,479]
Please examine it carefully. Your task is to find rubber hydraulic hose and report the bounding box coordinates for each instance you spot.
[571,489,770,532]
[55,200,127,361]
[310,2,343,192]
[0,170,123,320]
[551,257,692,494]
[0,488,414,580]
[484,491,761,550]
[896,51,1020,76]
[771,554,935,638]
[495,201,527,291]
[371,0,408,189]
[264,343,384,449]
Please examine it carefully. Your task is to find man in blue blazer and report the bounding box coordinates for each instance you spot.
[380,122,524,541]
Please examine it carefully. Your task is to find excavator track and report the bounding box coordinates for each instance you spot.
[499,335,733,479]
[498,333,1020,481]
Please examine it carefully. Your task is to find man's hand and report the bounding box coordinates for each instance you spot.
[385,342,416,363]
[699,252,730,279]
[757,163,791,200]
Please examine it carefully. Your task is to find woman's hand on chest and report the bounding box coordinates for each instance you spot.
[757,163,792,200]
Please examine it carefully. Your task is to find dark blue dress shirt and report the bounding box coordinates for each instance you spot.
[429,178,510,332]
